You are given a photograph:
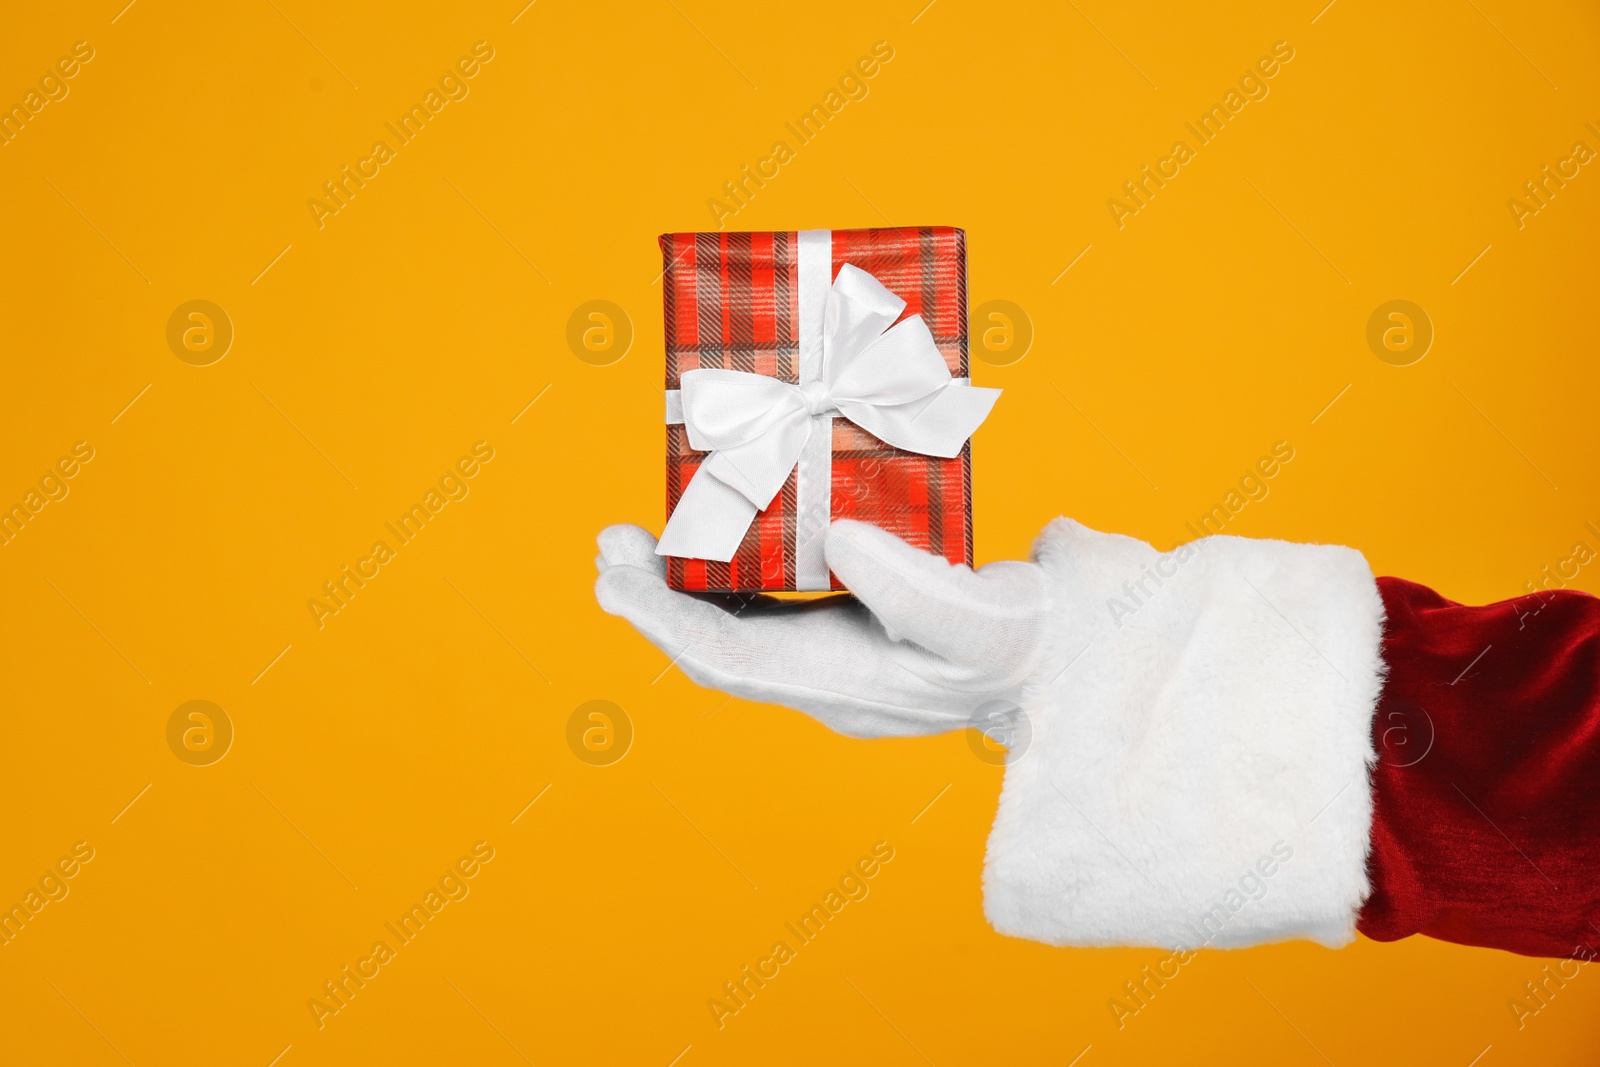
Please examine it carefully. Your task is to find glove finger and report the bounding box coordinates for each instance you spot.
[597,523,667,577]
[824,519,1046,681]
[595,562,980,737]
[596,561,732,657]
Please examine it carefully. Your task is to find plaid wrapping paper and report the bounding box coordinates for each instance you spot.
[661,226,973,592]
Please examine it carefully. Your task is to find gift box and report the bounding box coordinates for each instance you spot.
[656,227,999,592]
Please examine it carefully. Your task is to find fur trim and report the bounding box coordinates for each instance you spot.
[982,519,1386,949]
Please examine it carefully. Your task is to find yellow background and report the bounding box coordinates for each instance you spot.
[2,0,1598,1063]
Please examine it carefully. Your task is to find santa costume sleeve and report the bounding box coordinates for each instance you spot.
[1359,577,1600,957]
[981,520,1600,959]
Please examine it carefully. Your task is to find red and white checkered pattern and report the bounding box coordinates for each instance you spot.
[661,226,973,592]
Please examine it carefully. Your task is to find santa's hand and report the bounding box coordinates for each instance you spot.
[595,516,1391,954]
[593,520,1049,739]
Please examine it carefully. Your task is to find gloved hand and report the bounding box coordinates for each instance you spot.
[593,519,1050,740]
[595,516,1386,951]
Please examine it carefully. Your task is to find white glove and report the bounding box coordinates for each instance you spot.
[596,517,1387,952]
[593,519,1048,739]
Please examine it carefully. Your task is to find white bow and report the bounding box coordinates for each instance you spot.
[656,263,1000,564]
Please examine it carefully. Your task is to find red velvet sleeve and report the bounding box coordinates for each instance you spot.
[1358,576,1600,958]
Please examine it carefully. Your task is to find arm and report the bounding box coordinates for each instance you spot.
[596,518,1600,957]
[1361,578,1600,958]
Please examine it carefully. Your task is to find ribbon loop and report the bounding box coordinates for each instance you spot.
[824,264,907,371]
[657,258,1001,566]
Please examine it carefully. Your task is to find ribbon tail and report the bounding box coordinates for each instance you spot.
[656,465,760,563]
[840,382,1002,458]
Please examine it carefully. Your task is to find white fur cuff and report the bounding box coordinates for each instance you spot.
[982,519,1385,949]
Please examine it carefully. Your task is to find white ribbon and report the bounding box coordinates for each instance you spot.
[657,231,1000,589]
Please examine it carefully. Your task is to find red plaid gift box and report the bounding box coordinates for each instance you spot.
[657,226,996,593]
